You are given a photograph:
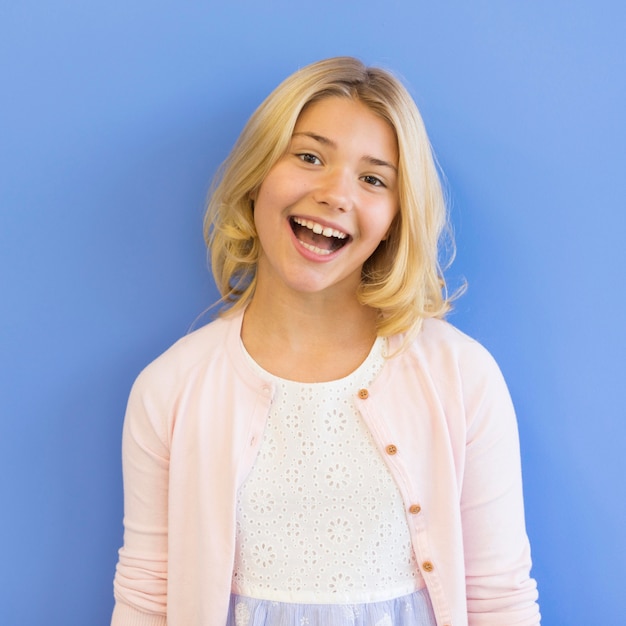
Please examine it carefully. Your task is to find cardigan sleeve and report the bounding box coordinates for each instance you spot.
[111,369,171,625]
[459,343,540,625]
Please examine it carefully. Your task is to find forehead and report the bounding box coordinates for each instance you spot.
[293,97,398,160]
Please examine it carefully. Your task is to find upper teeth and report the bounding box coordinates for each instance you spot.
[293,217,347,239]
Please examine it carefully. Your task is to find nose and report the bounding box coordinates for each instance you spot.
[313,168,354,212]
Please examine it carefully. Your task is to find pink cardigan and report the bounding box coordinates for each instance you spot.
[111,311,540,626]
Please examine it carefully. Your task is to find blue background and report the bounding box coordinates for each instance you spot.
[1,1,624,624]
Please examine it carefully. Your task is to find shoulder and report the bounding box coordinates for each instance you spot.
[121,311,247,447]
[131,312,240,397]
[391,318,510,406]
[407,318,500,372]
[387,320,517,436]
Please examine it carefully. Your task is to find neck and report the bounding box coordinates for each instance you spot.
[241,284,379,382]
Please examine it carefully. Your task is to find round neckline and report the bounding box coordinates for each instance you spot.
[239,335,387,386]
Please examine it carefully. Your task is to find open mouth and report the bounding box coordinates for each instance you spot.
[289,217,350,256]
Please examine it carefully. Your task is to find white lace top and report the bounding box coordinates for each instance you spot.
[232,337,423,603]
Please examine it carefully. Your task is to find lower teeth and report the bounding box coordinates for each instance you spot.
[299,240,332,255]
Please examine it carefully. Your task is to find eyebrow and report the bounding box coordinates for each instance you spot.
[292,131,398,174]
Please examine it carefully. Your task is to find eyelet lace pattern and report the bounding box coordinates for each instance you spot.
[233,337,423,604]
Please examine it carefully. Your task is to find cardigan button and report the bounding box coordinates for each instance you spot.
[422,561,434,572]
[358,388,369,399]
[385,444,398,455]
[409,504,421,514]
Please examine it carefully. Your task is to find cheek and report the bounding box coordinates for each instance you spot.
[253,179,294,237]
[255,173,290,213]
[369,202,399,240]
[252,182,279,225]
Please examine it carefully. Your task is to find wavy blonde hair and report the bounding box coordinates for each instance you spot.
[204,56,455,338]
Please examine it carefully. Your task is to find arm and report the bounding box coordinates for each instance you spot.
[460,346,540,625]
[111,372,170,626]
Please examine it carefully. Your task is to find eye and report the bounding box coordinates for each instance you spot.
[297,153,322,165]
[361,175,385,187]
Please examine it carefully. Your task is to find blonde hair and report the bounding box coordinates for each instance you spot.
[204,56,455,339]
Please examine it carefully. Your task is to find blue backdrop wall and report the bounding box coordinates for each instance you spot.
[1,2,624,624]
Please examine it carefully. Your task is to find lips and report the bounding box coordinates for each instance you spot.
[289,216,351,255]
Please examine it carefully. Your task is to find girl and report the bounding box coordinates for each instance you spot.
[111,57,540,626]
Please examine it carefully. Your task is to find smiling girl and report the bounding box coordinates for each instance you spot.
[111,57,540,626]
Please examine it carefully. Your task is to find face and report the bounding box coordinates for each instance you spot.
[251,96,399,302]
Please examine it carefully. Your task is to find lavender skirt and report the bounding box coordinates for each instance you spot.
[226,588,437,626]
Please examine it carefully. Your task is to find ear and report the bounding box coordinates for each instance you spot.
[247,189,257,213]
